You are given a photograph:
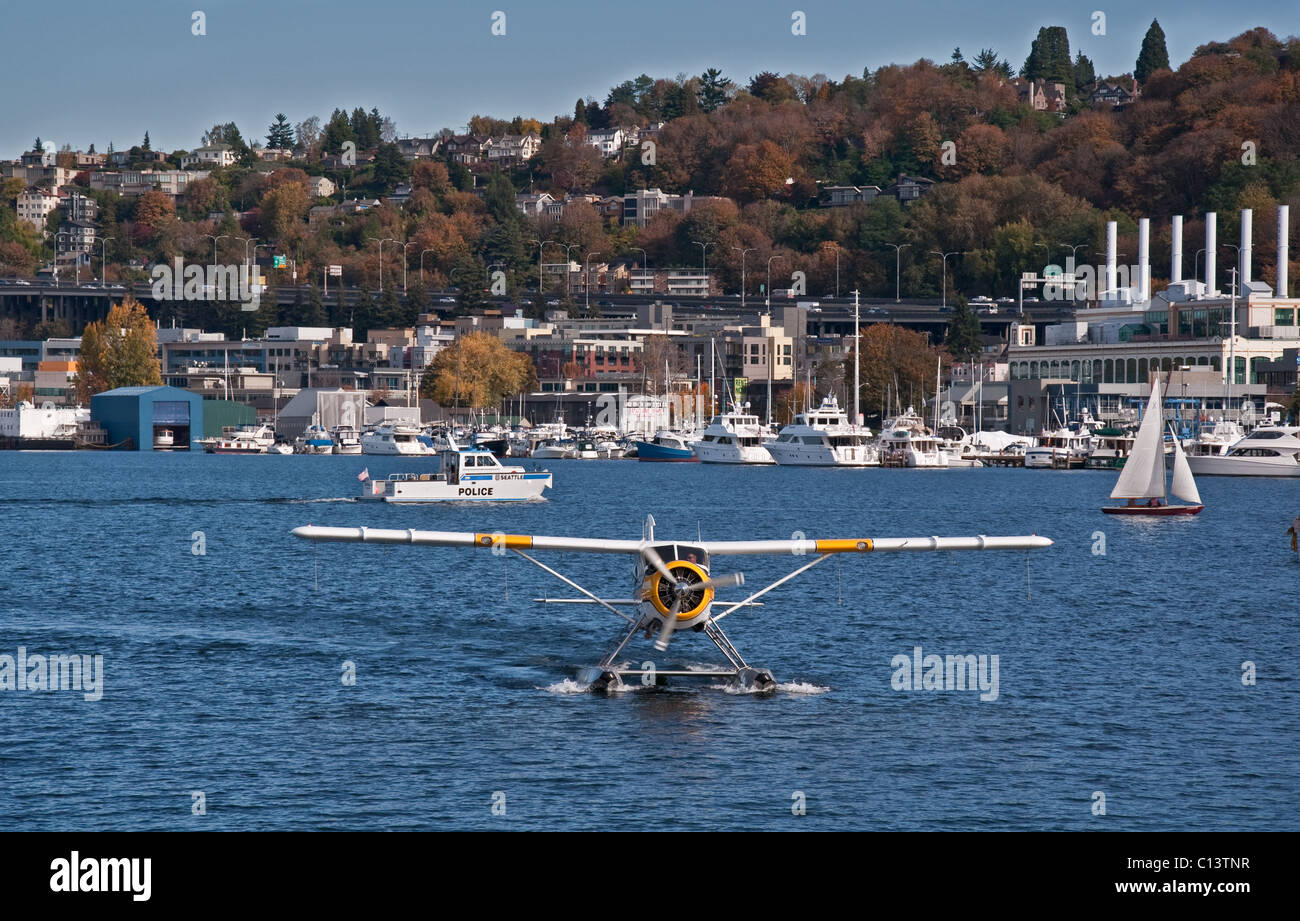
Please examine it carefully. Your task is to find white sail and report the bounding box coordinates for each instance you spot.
[1170,432,1202,505]
[1110,381,1166,499]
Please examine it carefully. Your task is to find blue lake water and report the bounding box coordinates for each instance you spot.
[0,451,1295,830]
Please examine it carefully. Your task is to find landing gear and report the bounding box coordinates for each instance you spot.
[581,613,777,692]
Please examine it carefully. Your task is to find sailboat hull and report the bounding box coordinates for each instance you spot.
[1101,504,1203,516]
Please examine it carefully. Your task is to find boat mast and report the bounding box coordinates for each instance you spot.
[853,290,860,433]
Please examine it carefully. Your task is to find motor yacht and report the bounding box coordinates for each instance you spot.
[361,424,432,456]
[691,412,775,464]
[1184,426,1300,477]
[765,396,876,466]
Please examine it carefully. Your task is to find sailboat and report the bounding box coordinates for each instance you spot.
[1102,380,1203,516]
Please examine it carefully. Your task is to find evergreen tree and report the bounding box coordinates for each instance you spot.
[483,170,518,226]
[322,108,355,153]
[1135,19,1170,83]
[697,68,732,112]
[305,283,327,326]
[944,296,982,365]
[372,142,409,193]
[1022,26,1074,91]
[1073,52,1096,91]
[33,136,42,153]
[267,113,294,149]
[574,99,587,125]
[142,131,151,150]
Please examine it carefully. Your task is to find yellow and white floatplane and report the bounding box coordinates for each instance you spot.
[293,516,1052,692]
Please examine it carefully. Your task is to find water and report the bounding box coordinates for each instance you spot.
[0,452,1295,830]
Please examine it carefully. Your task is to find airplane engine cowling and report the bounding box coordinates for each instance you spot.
[647,560,714,622]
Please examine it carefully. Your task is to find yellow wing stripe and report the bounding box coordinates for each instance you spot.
[814,539,874,553]
[474,533,534,549]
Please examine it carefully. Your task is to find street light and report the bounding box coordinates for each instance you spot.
[233,236,255,269]
[584,252,602,311]
[530,239,552,295]
[732,246,756,307]
[203,234,228,268]
[766,254,784,309]
[394,241,414,291]
[366,236,388,292]
[98,236,115,285]
[692,241,717,298]
[930,250,964,308]
[884,243,909,302]
[629,247,649,296]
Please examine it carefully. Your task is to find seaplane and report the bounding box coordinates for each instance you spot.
[292,517,1052,692]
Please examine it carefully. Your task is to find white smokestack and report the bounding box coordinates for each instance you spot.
[1205,212,1217,295]
[1279,205,1290,298]
[1171,215,1183,284]
[1138,218,1150,302]
[1106,221,1117,293]
[1241,208,1252,285]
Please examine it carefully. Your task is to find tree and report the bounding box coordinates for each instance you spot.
[973,48,1013,78]
[371,142,409,193]
[944,297,983,364]
[1022,26,1074,90]
[134,189,175,228]
[697,68,733,112]
[1136,19,1171,83]
[75,298,162,401]
[267,113,294,149]
[419,331,537,409]
[574,99,588,125]
[1073,52,1096,91]
[142,132,150,151]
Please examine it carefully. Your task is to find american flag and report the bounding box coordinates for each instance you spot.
[357,468,369,482]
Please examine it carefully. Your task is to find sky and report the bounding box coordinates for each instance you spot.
[1,0,1295,156]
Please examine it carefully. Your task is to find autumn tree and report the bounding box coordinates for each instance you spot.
[75,298,162,401]
[723,140,795,203]
[419,332,537,409]
[134,189,175,229]
[856,323,942,420]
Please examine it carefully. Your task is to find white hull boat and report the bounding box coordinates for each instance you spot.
[1185,426,1300,477]
[361,443,552,502]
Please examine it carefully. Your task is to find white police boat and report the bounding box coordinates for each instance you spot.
[359,439,552,503]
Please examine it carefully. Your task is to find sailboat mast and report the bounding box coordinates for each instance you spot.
[853,290,860,432]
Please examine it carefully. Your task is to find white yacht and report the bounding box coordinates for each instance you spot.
[1024,425,1093,469]
[203,424,277,454]
[878,410,948,468]
[361,423,432,456]
[1185,419,1246,457]
[531,440,575,459]
[331,425,363,455]
[765,396,877,467]
[691,412,775,464]
[1184,426,1300,477]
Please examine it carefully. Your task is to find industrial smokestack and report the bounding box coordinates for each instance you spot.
[1279,205,1290,298]
[1138,218,1150,302]
[1241,208,1252,286]
[1171,215,1183,284]
[1205,212,1217,295]
[1106,221,1117,293]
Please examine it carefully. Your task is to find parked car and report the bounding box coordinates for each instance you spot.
[437,296,456,304]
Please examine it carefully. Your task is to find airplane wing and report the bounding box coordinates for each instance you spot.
[292,526,1051,555]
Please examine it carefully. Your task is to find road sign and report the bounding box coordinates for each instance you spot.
[328,264,342,276]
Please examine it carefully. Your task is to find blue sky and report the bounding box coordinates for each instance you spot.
[3,0,1294,156]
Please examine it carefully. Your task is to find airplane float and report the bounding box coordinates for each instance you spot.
[293,516,1052,692]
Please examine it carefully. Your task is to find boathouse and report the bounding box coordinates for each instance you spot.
[90,385,204,451]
